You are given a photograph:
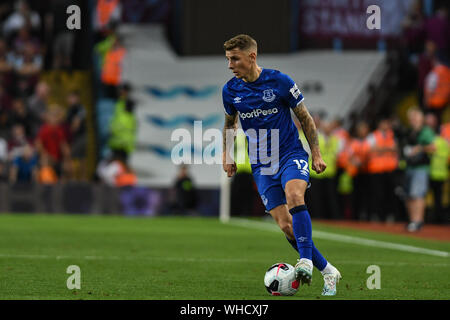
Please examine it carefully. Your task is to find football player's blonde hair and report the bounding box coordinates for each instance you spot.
[223,34,257,53]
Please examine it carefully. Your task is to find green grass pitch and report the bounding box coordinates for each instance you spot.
[0,214,448,300]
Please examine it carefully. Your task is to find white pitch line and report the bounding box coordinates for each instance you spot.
[228,218,450,258]
[0,253,447,268]
[0,253,256,263]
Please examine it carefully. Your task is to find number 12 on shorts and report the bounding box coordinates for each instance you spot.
[293,159,309,172]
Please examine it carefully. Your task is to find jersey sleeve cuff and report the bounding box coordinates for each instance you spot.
[292,97,305,108]
[224,110,236,116]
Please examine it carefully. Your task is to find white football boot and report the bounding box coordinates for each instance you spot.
[321,268,342,296]
[295,258,313,286]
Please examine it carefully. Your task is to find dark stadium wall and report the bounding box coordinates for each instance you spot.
[0,183,220,216]
[296,0,416,50]
[173,0,294,55]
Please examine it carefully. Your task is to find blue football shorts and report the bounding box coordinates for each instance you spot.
[252,150,310,212]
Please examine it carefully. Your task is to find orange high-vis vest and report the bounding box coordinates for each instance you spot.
[346,138,370,176]
[115,163,137,187]
[97,0,119,29]
[441,123,450,144]
[38,166,58,184]
[101,47,126,86]
[334,128,350,169]
[367,130,398,173]
[425,64,450,109]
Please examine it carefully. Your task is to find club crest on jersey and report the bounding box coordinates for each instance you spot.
[262,89,276,102]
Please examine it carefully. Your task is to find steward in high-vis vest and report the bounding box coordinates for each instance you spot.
[309,132,339,179]
[430,136,449,181]
[424,58,450,125]
[347,121,370,220]
[429,130,450,224]
[108,100,137,156]
[301,121,341,219]
[115,161,137,187]
[365,118,399,222]
[101,37,126,87]
[96,0,120,30]
[332,120,350,173]
[366,128,398,174]
[441,122,450,144]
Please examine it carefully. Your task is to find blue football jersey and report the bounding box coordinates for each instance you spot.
[222,68,306,171]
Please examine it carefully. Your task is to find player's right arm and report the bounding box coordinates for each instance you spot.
[222,84,239,177]
[278,72,326,174]
[292,101,326,174]
[222,112,238,177]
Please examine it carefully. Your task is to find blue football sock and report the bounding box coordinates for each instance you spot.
[312,241,327,271]
[286,236,328,271]
[289,204,313,260]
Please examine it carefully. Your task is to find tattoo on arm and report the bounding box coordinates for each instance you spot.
[223,112,238,150]
[292,102,320,155]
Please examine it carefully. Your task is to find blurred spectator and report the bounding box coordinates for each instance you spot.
[7,98,34,137]
[424,5,449,54]
[35,105,71,179]
[7,123,31,161]
[331,118,352,219]
[0,82,12,110]
[0,136,7,182]
[45,0,75,69]
[94,0,122,35]
[389,114,410,223]
[114,82,132,114]
[0,38,14,75]
[426,113,449,224]
[401,0,425,58]
[171,164,197,214]
[0,135,7,161]
[95,31,116,70]
[2,0,41,39]
[108,91,136,161]
[403,108,435,232]
[424,51,450,125]
[0,84,13,136]
[12,25,40,56]
[27,81,49,132]
[65,90,87,180]
[101,35,126,99]
[0,161,6,182]
[366,118,399,222]
[14,42,42,78]
[97,150,136,187]
[347,121,370,220]
[8,143,38,184]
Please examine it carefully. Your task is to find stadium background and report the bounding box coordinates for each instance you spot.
[0,0,449,302]
[0,1,449,236]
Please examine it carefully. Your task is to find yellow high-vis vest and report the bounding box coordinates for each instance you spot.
[430,136,450,181]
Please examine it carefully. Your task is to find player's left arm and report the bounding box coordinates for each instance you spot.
[292,101,327,174]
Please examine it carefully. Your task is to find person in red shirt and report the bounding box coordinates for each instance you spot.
[35,105,71,178]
